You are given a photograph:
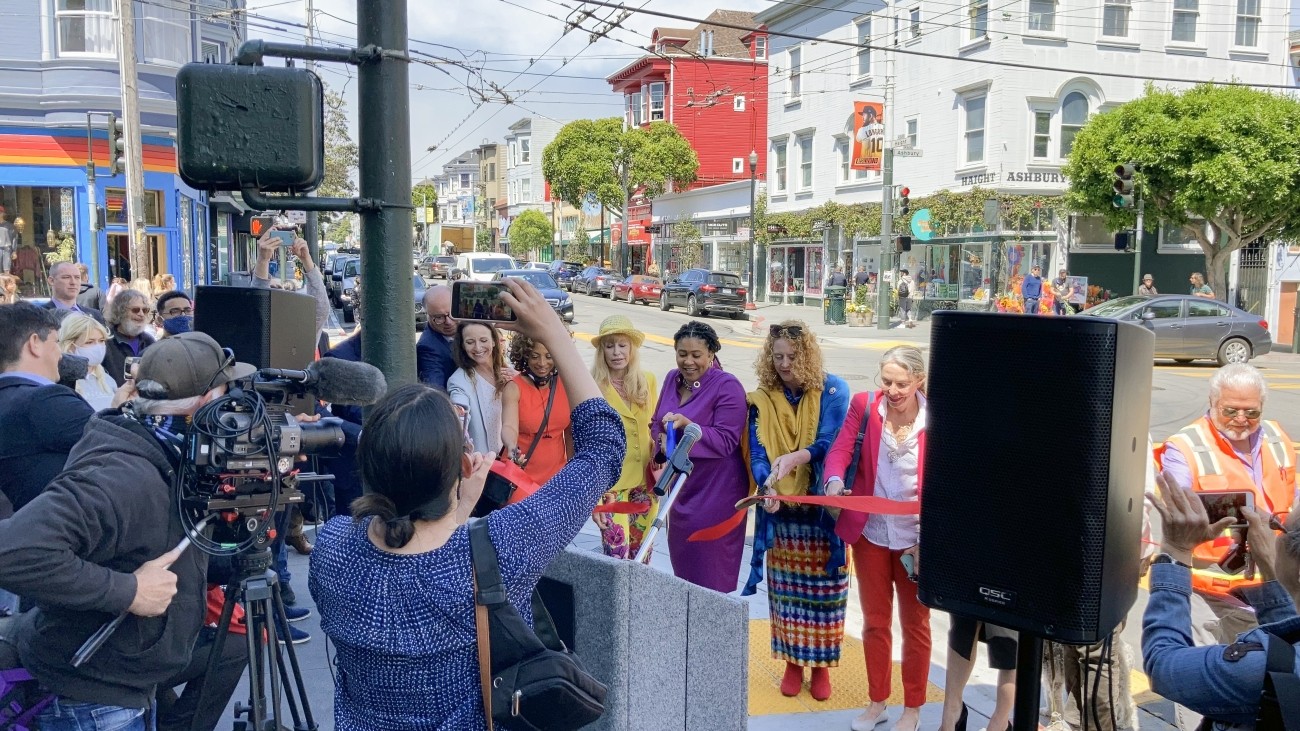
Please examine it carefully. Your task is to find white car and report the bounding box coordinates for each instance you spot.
[453,253,516,282]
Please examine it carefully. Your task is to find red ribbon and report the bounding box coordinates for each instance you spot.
[592,501,652,514]
[687,494,920,543]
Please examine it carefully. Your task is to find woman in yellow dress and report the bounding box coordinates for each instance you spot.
[590,315,659,559]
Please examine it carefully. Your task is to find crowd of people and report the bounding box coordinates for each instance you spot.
[0,232,1297,731]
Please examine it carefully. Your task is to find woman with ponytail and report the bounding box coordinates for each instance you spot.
[307,278,625,731]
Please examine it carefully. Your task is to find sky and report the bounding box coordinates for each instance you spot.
[246,0,771,182]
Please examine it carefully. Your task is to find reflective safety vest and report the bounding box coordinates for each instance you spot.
[1160,418,1298,596]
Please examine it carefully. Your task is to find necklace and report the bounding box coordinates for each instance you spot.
[678,374,701,391]
[886,418,917,462]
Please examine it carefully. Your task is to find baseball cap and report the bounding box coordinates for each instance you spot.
[136,331,256,399]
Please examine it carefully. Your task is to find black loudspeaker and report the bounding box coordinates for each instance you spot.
[918,311,1153,644]
[194,286,316,371]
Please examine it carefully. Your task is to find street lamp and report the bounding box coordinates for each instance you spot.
[746,149,758,310]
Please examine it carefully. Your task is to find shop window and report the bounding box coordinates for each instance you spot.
[1159,220,1207,253]
[105,188,164,227]
[805,248,824,296]
[960,244,989,300]
[55,0,116,57]
[1000,241,1050,287]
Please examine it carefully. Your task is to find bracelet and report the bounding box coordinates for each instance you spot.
[1152,553,1191,569]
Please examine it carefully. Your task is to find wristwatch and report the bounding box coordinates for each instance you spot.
[1152,553,1191,569]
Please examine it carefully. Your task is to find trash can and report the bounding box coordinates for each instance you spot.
[824,285,847,325]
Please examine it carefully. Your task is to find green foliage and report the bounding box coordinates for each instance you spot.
[319,85,358,199]
[43,231,76,265]
[325,214,352,245]
[509,209,552,259]
[542,118,699,217]
[475,227,494,252]
[674,219,704,269]
[412,181,438,223]
[1064,83,1300,295]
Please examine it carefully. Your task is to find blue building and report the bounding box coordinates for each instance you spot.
[0,0,248,294]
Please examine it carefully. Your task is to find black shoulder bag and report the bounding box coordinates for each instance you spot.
[470,520,607,731]
[1256,631,1300,731]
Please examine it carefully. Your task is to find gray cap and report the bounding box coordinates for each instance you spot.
[136,331,256,399]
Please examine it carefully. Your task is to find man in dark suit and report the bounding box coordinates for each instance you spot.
[416,285,457,391]
[75,263,106,311]
[0,303,96,512]
[42,261,105,326]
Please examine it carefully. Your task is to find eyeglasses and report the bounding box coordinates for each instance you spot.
[1269,510,1292,532]
[770,324,805,339]
[128,307,154,316]
[1219,406,1262,420]
[163,306,193,317]
[431,314,453,324]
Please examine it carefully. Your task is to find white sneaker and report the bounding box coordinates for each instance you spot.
[851,707,890,731]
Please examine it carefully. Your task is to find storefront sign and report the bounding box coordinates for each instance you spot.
[851,101,885,172]
[1005,171,1068,184]
[704,221,730,235]
[910,208,934,241]
[958,172,999,187]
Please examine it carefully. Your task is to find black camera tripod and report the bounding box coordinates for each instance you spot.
[204,546,317,731]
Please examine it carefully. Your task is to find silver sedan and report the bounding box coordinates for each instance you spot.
[1080,294,1272,365]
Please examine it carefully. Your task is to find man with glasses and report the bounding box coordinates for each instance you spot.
[154,291,194,338]
[416,285,457,391]
[103,289,156,387]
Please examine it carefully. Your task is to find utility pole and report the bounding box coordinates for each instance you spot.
[874,52,895,331]
[302,0,320,261]
[620,163,630,274]
[116,0,150,281]
[1130,195,1145,295]
[357,0,416,385]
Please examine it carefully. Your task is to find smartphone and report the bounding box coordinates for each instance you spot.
[451,281,516,322]
[124,356,141,382]
[250,215,275,238]
[900,553,918,582]
[1199,491,1255,528]
[270,229,295,248]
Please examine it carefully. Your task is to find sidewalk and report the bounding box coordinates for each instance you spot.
[719,300,933,351]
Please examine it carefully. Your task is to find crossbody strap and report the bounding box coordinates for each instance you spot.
[1261,632,1300,731]
[841,393,874,490]
[520,377,559,468]
[472,569,495,731]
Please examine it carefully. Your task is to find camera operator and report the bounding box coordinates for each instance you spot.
[1143,478,1300,729]
[0,331,255,731]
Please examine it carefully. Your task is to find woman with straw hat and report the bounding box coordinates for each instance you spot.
[590,315,660,559]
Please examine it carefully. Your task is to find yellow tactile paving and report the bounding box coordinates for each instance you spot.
[748,619,944,716]
[854,340,918,350]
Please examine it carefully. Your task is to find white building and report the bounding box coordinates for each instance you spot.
[756,0,1292,310]
[432,150,480,226]
[651,180,760,277]
[502,117,563,246]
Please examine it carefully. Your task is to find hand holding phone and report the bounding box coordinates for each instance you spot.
[124,356,141,382]
[1199,491,1255,529]
[270,229,295,248]
[450,281,517,322]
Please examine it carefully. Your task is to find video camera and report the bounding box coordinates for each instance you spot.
[172,358,385,555]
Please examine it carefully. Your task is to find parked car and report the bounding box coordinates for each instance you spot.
[523,261,550,271]
[329,255,360,311]
[492,269,575,322]
[611,274,663,305]
[659,269,747,318]
[548,260,585,291]
[354,273,429,330]
[454,252,515,282]
[572,266,620,297]
[1079,294,1271,365]
[419,255,457,279]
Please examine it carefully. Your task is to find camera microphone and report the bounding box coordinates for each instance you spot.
[58,353,89,384]
[259,358,387,406]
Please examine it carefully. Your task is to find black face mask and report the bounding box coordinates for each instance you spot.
[524,369,554,389]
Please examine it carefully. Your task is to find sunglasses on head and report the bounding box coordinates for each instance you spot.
[770,324,804,339]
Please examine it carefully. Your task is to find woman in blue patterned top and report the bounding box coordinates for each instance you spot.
[308,278,625,731]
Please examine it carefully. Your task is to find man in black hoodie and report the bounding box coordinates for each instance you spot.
[0,331,255,731]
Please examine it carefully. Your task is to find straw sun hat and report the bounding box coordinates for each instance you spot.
[591,315,645,348]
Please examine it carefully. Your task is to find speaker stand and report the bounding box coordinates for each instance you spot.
[1013,635,1044,731]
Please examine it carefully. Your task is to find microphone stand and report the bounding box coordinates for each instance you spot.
[634,427,698,564]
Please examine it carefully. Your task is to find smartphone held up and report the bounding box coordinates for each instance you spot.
[451,281,517,323]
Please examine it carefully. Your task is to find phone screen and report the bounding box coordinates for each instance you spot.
[451,281,517,322]
[270,230,295,247]
[1199,491,1254,527]
[124,356,141,382]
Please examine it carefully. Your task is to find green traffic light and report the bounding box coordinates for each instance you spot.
[1113,194,1133,208]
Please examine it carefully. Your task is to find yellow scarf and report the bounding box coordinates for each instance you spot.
[747,386,822,496]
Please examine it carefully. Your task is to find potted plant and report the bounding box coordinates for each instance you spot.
[847,287,872,326]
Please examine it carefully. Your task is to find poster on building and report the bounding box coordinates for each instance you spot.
[1065,276,1088,305]
[852,101,885,171]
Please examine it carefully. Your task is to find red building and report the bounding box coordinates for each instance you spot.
[607,9,768,272]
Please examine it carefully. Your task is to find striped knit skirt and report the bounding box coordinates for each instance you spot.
[766,504,850,666]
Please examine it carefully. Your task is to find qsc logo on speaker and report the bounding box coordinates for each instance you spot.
[977,586,1016,607]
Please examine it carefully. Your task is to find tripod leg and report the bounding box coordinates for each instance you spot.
[177,588,238,731]
[270,581,316,731]
[1013,636,1044,731]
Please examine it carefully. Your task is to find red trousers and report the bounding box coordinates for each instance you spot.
[851,539,932,707]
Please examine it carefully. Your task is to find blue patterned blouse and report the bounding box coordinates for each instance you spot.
[308,398,625,731]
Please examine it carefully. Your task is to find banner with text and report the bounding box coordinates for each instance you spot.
[852,101,885,171]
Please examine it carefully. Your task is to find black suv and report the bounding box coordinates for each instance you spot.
[660,269,747,318]
[548,260,584,290]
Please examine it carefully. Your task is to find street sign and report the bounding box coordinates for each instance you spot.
[811,219,829,232]
[911,208,934,241]
[285,210,307,224]
[894,149,924,158]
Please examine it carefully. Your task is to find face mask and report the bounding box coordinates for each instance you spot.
[162,315,194,335]
[75,343,107,368]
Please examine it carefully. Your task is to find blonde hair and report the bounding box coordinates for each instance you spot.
[129,278,154,300]
[755,319,825,392]
[591,334,651,407]
[878,345,928,395]
[151,273,175,294]
[58,313,113,395]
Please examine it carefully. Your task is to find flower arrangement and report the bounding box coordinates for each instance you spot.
[1085,285,1113,308]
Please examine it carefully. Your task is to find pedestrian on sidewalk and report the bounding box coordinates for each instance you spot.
[1022,265,1044,315]
[824,346,931,731]
[1052,269,1070,316]
[650,321,749,592]
[590,316,660,560]
[743,321,851,701]
[1137,274,1158,296]
[828,266,848,288]
[896,270,916,328]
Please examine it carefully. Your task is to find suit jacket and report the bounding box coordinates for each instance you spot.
[76,284,107,312]
[0,374,94,511]
[41,300,105,327]
[416,327,456,392]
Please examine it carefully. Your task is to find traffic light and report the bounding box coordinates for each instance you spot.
[108,113,126,175]
[895,235,912,253]
[899,186,911,219]
[1114,230,1131,251]
[1112,163,1136,209]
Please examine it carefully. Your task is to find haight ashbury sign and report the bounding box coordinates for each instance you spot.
[957,171,1069,187]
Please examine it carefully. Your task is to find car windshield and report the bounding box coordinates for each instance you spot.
[709,274,743,287]
[506,272,559,289]
[414,275,426,289]
[472,258,513,273]
[1082,296,1146,317]
[343,259,359,277]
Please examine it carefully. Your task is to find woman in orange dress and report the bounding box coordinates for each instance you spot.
[501,331,573,485]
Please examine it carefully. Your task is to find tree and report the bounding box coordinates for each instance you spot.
[475,227,494,253]
[674,220,704,270]
[542,118,699,219]
[508,209,552,260]
[412,181,438,222]
[318,83,359,245]
[1064,83,1300,298]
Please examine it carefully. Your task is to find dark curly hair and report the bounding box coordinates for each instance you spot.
[673,320,721,353]
[508,324,571,373]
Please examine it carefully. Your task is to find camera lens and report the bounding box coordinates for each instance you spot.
[298,419,345,457]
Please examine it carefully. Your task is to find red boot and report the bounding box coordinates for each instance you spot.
[780,662,804,697]
[810,667,832,701]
